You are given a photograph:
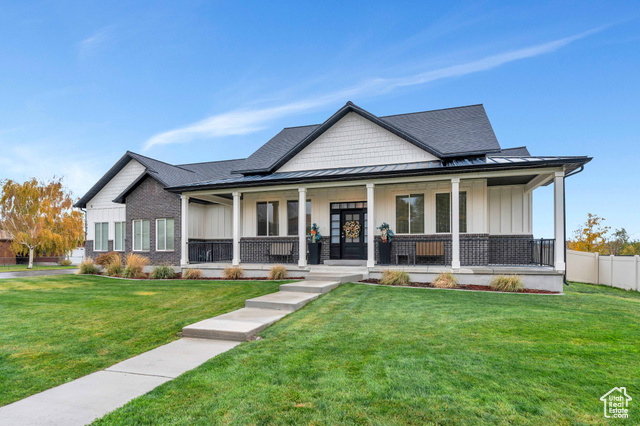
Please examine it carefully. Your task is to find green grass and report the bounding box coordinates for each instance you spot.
[0,275,282,406]
[95,282,640,425]
[0,264,77,272]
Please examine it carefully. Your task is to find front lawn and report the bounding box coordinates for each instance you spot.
[97,282,639,425]
[0,264,76,272]
[0,275,282,406]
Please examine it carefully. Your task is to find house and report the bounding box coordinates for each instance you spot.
[75,102,591,291]
[0,230,61,265]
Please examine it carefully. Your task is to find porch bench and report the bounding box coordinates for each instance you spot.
[396,241,445,265]
[267,242,295,264]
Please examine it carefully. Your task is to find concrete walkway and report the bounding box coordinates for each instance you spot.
[0,273,359,425]
[0,268,78,279]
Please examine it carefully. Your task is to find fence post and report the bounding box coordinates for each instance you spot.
[635,255,639,292]
[594,252,599,285]
[609,255,614,287]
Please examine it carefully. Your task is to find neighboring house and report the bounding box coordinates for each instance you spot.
[75,102,591,291]
[0,230,60,265]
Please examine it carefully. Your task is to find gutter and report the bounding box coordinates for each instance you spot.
[562,165,585,286]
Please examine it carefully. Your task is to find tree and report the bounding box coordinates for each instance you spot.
[620,242,640,256]
[608,228,630,255]
[567,213,610,253]
[0,177,84,269]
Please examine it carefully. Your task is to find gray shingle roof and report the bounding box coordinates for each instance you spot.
[495,146,531,156]
[233,103,501,174]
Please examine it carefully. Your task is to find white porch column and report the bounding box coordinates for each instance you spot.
[232,191,241,266]
[366,183,375,268]
[553,170,566,272]
[298,187,307,267]
[180,195,189,266]
[451,178,460,270]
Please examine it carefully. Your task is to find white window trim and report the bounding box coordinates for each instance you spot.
[394,193,426,235]
[94,222,108,252]
[434,191,468,234]
[256,200,280,237]
[114,222,125,252]
[132,219,150,252]
[156,218,175,252]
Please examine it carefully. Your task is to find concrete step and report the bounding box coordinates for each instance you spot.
[279,280,340,294]
[182,308,287,341]
[305,273,363,283]
[245,291,319,311]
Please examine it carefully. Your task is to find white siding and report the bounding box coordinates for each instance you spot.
[188,203,233,239]
[277,112,438,172]
[487,186,532,235]
[85,159,146,240]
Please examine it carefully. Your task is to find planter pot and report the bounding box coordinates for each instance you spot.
[379,241,392,265]
[308,242,322,265]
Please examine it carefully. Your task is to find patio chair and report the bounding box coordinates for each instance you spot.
[415,241,445,265]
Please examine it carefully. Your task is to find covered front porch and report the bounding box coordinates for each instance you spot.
[177,166,567,274]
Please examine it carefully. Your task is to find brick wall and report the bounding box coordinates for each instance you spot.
[125,177,181,265]
[240,237,299,264]
[85,240,114,261]
[488,234,534,265]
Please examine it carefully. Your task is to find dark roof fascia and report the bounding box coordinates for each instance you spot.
[232,102,445,175]
[75,152,138,208]
[167,157,592,193]
[112,171,166,204]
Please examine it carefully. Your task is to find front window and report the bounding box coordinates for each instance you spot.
[257,201,279,236]
[94,222,108,251]
[114,222,125,251]
[156,218,175,251]
[133,219,150,251]
[287,200,311,236]
[435,192,467,233]
[396,194,424,234]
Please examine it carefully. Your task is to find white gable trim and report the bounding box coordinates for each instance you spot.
[277,112,439,173]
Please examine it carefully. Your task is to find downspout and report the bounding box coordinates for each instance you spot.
[563,165,585,286]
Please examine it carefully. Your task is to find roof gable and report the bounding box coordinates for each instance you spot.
[233,102,501,175]
[277,111,439,173]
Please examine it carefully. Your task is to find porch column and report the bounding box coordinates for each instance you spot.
[180,195,189,266]
[366,183,375,268]
[554,170,566,272]
[232,191,241,266]
[298,187,307,267]
[451,178,460,270]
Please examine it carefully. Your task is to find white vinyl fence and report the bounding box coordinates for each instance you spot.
[566,249,640,291]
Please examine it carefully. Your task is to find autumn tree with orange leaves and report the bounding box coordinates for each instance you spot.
[0,178,84,269]
[567,213,610,254]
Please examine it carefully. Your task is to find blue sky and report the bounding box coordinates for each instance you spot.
[0,1,638,239]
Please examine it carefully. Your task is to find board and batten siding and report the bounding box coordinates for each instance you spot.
[188,203,233,239]
[487,185,532,235]
[85,159,145,241]
[277,112,439,173]
[236,179,499,239]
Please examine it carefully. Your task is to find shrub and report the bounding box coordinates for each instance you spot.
[223,266,244,280]
[78,258,99,275]
[380,269,411,286]
[122,253,150,279]
[95,252,122,267]
[150,265,176,280]
[432,272,458,289]
[183,268,203,280]
[59,258,73,266]
[490,275,524,292]
[106,262,123,277]
[268,264,288,280]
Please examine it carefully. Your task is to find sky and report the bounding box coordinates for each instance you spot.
[0,1,638,239]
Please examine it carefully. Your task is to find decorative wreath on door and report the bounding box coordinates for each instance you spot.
[343,221,361,238]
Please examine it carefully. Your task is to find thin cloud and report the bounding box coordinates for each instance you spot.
[78,26,113,57]
[143,28,601,151]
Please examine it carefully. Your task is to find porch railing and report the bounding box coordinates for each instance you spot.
[531,238,555,267]
[188,241,233,263]
[489,237,555,267]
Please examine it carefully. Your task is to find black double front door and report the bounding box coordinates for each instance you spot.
[340,209,366,260]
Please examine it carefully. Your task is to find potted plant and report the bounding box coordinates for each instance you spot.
[377,222,395,265]
[308,223,323,265]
